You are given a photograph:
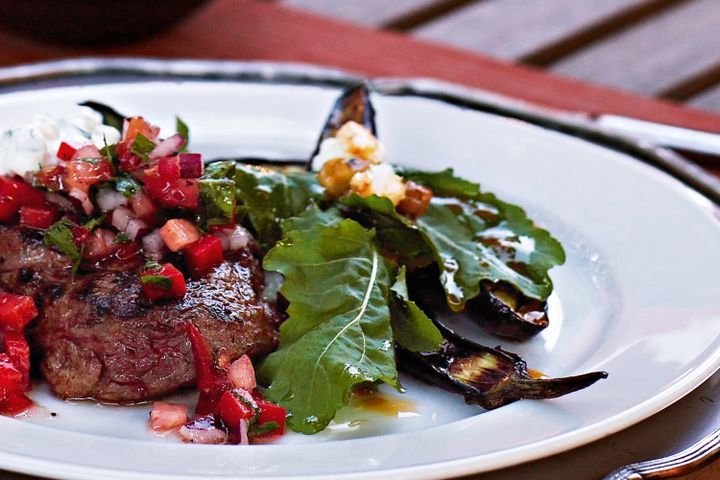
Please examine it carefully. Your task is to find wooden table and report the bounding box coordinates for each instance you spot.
[0,1,718,479]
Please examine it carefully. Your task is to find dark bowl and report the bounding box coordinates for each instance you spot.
[0,0,211,46]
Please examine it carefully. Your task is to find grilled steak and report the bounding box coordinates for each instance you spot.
[0,225,282,403]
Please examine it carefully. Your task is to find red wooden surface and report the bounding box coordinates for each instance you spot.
[0,0,719,138]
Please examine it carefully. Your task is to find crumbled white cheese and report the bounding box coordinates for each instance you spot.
[311,121,385,170]
[350,163,406,205]
[0,106,121,176]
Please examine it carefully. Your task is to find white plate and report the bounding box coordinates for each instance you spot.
[0,60,718,480]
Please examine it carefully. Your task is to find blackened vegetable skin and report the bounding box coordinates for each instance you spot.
[308,83,377,168]
[398,329,607,410]
[466,282,549,341]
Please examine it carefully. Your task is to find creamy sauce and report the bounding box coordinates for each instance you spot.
[351,384,416,417]
[0,106,121,176]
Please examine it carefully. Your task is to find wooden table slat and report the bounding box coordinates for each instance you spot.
[688,83,720,112]
[551,0,720,97]
[0,0,717,133]
[280,0,446,28]
[412,0,656,61]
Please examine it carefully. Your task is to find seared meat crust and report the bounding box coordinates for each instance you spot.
[0,225,281,403]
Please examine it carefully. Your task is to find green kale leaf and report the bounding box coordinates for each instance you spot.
[234,164,325,249]
[340,194,433,267]
[390,266,443,353]
[258,220,399,434]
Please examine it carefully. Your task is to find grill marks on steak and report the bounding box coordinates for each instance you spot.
[0,226,71,304]
[0,225,282,403]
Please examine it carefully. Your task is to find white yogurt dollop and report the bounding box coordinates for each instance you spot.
[0,106,121,176]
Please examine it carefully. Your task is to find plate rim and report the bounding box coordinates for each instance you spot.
[0,57,717,480]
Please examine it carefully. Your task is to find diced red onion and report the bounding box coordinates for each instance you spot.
[178,153,203,178]
[45,192,75,211]
[111,206,134,231]
[142,229,167,260]
[178,416,228,445]
[212,225,251,252]
[97,189,128,212]
[125,219,149,241]
[150,402,188,431]
[228,355,256,391]
[239,419,249,446]
[149,134,185,160]
[71,144,102,161]
[69,188,94,215]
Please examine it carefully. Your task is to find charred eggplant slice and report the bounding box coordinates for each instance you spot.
[399,327,607,409]
[308,83,376,169]
[465,281,549,341]
[410,269,549,341]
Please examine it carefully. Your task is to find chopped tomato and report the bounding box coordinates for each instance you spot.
[34,165,66,191]
[2,331,30,390]
[122,117,159,145]
[0,176,45,207]
[56,142,77,162]
[255,399,286,437]
[217,389,258,429]
[83,229,119,262]
[159,219,201,252]
[71,226,90,247]
[150,402,188,431]
[130,191,158,220]
[0,198,18,223]
[143,167,199,210]
[19,205,59,230]
[186,323,228,415]
[139,263,186,302]
[64,159,113,192]
[0,294,38,331]
[158,156,181,181]
[0,353,32,415]
[185,235,223,277]
[228,355,256,391]
[116,242,141,262]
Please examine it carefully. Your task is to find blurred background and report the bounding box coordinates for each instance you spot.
[0,0,718,113]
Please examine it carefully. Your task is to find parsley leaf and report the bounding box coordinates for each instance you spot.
[131,134,155,161]
[176,116,189,152]
[44,220,82,275]
[248,421,280,437]
[115,175,141,198]
[140,274,172,289]
[199,178,236,224]
[258,220,398,434]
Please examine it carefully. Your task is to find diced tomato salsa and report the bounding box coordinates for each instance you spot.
[0,110,286,442]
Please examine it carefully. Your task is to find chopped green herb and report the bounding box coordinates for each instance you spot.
[143,260,162,271]
[115,175,141,198]
[131,133,155,161]
[114,232,131,244]
[176,116,189,152]
[140,275,172,289]
[83,214,105,232]
[44,220,82,276]
[199,178,235,225]
[248,421,280,438]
